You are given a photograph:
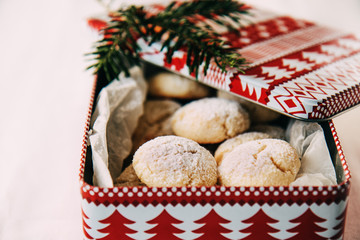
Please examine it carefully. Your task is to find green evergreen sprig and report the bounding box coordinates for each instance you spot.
[87,0,250,83]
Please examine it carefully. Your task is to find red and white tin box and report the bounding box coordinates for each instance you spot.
[80,5,359,240]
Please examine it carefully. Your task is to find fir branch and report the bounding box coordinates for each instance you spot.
[87,0,250,83]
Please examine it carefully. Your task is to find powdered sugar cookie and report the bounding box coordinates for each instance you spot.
[148,72,210,99]
[217,90,280,123]
[133,135,217,187]
[131,100,181,151]
[214,132,271,164]
[171,98,250,144]
[218,139,300,186]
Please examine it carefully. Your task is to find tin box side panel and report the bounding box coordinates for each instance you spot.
[81,199,348,240]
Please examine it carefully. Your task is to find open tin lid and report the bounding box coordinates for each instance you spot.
[135,6,360,121]
[88,4,360,121]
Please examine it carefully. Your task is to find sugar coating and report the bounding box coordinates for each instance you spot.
[148,72,210,99]
[171,98,250,144]
[218,139,300,186]
[133,135,218,187]
[214,132,272,164]
[217,90,280,123]
[131,100,181,151]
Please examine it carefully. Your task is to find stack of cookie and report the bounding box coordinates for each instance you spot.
[115,71,300,188]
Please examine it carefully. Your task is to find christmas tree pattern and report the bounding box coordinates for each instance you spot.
[261,66,295,80]
[98,209,137,240]
[192,209,232,240]
[239,208,280,240]
[82,209,93,240]
[287,208,327,240]
[145,209,184,240]
[330,208,347,240]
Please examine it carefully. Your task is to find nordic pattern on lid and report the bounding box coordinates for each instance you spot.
[135,7,360,120]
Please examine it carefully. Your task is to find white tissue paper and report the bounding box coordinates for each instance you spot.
[287,120,337,186]
[89,67,147,187]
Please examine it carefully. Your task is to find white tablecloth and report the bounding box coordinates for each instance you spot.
[0,0,359,239]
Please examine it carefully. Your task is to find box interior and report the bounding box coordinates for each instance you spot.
[82,80,346,187]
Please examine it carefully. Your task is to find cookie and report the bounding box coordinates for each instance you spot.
[115,181,146,187]
[133,135,217,187]
[171,98,250,144]
[218,139,300,186]
[115,164,141,183]
[217,90,280,123]
[214,132,271,164]
[148,72,210,99]
[131,99,181,151]
[250,124,286,140]
[114,164,145,187]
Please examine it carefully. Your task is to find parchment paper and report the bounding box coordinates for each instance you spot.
[286,120,337,186]
[89,67,147,187]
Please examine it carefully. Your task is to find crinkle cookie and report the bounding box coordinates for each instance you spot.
[131,100,181,151]
[148,72,210,99]
[217,90,280,123]
[133,136,217,187]
[214,132,271,164]
[171,98,250,144]
[218,139,300,186]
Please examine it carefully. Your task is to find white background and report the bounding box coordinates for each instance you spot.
[0,0,359,239]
